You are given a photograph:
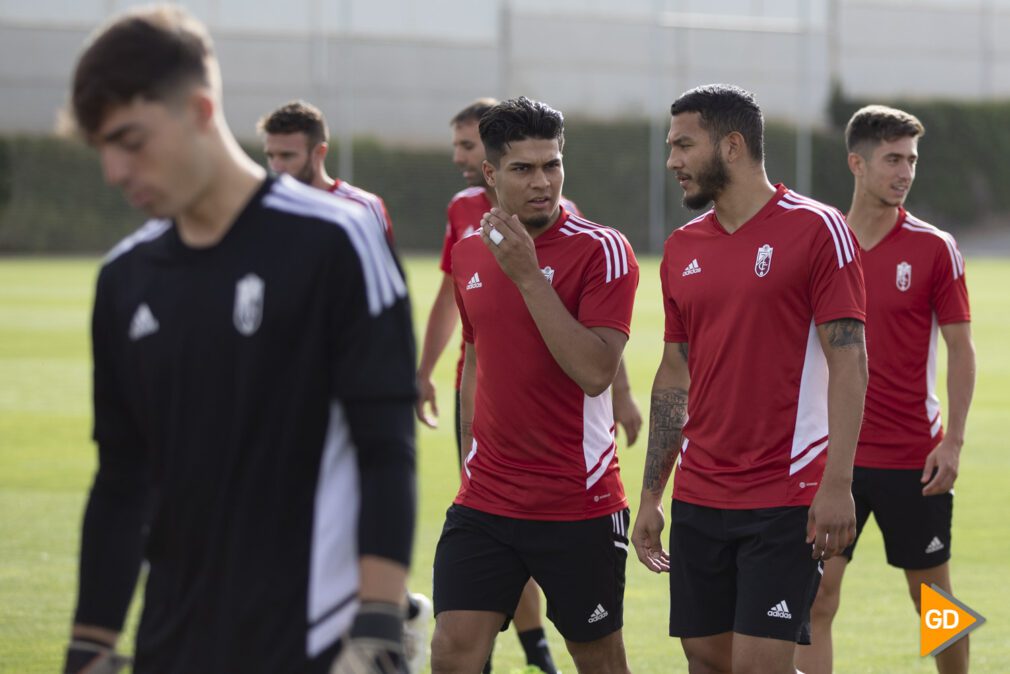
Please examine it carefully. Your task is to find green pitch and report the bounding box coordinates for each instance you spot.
[1,256,1007,673]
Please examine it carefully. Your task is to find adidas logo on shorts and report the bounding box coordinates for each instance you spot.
[925,536,945,554]
[587,603,609,624]
[767,600,792,619]
[465,273,483,290]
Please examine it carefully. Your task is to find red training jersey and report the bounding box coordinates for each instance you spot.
[855,208,970,469]
[329,179,394,242]
[661,184,866,509]
[440,187,580,388]
[451,207,638,520]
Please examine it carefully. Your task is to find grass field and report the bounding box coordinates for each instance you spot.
[1,255,1007,673]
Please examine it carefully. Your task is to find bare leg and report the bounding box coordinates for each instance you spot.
[565,629,630,674]
[680,632,733,674]
[795,556,847,674]
[431,610,506,674]
[906,564,968,674]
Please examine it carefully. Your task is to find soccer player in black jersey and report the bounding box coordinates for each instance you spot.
[63,6,416,674]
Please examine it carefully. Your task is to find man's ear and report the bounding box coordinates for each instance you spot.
[847,151,864,178]
[482,159,496,187]
[314,141,329,166]
[722,131,746,164]
[189,89,215,131]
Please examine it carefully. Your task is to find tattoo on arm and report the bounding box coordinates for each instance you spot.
[677,342,689,362]
[824,318,865,350]
[642,387,689,496]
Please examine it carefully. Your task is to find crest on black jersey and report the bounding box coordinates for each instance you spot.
[234,273,264,336]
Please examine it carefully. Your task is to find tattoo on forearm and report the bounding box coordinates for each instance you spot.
[643,387,688,495]
[677,342,689,362]
[824,318,865,350]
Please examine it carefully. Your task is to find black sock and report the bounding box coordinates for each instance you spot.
[518,628,557,674]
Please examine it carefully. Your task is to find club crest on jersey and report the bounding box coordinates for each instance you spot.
[541,266,555,285]
[896,261,912,292]
[754,244,774,278]
[233,273,264,336]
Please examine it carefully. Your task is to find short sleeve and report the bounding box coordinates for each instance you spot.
[931,236,971,325]
[576,231,639,335]
[329,238,416,403]
[453,268,474,344]
[377,197,395,243]
[660,247,687,342]
[809,219,866,325]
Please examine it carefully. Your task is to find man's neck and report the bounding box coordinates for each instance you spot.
[176,143,265,248]
[483,185,498,208]
[713,170,776,234]
[847,189,900,250]
[314,169,336,192]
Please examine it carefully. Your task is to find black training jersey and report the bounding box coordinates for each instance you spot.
[87,176,415,672]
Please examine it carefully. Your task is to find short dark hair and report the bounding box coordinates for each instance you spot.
[72,5,214,137]
[257,100,329,148]
[670,84,765,161]
[478,96,565,166]
[845,105,925,155]
[450,98,499,127]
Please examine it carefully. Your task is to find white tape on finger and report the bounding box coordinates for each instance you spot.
[489,228,504,246]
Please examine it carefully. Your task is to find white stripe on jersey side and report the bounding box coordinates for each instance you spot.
[902,215,965,279]
[103,219,172,265]
[791,438,829,476]
[464,439,477,478]
[790,321,830,475]
[559,216,629,284]
[307,401,360,657]
[584,387,617,489]
[926,312,943,437]
[778,193,855,268]
[263,178,406,316]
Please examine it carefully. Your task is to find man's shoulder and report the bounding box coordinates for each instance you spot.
[448,186,487,207]
[332,179,384,207]
[899,211,961,249]
[102,218,174,269]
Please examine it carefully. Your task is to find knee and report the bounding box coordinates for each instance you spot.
[429,624,478,673]
[683,650,731,674]
[810,580,842,624]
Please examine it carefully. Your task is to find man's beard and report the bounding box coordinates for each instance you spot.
[294,159,316,186]
[683,151,730,210]
[523,213,553,230]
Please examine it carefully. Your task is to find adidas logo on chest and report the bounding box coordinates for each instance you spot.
[465,273,483,290]
[682,258,702,276]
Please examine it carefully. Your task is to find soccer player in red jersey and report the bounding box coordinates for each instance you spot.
[429,97,638,674]
[631,84,868,674]
[796,106,975,674]
[415,100,641,453]
[259,100,393,241]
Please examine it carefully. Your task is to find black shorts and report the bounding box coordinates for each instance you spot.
[668,500,821,644]
[433,504,629,642]
[844,466,953,569]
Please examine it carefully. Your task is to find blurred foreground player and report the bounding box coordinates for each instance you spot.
[259,98,433,674]
[64,6,416,673]
[796,106,975,674]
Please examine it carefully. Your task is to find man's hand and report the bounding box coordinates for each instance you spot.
[806,482,856,560]
[331,602,406,674]
[414,374,439,429]
[921,436,961,496]
[480,208,541,287]
[63,637,131,674]
[631,500,670,573]
[613,387,642,446]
